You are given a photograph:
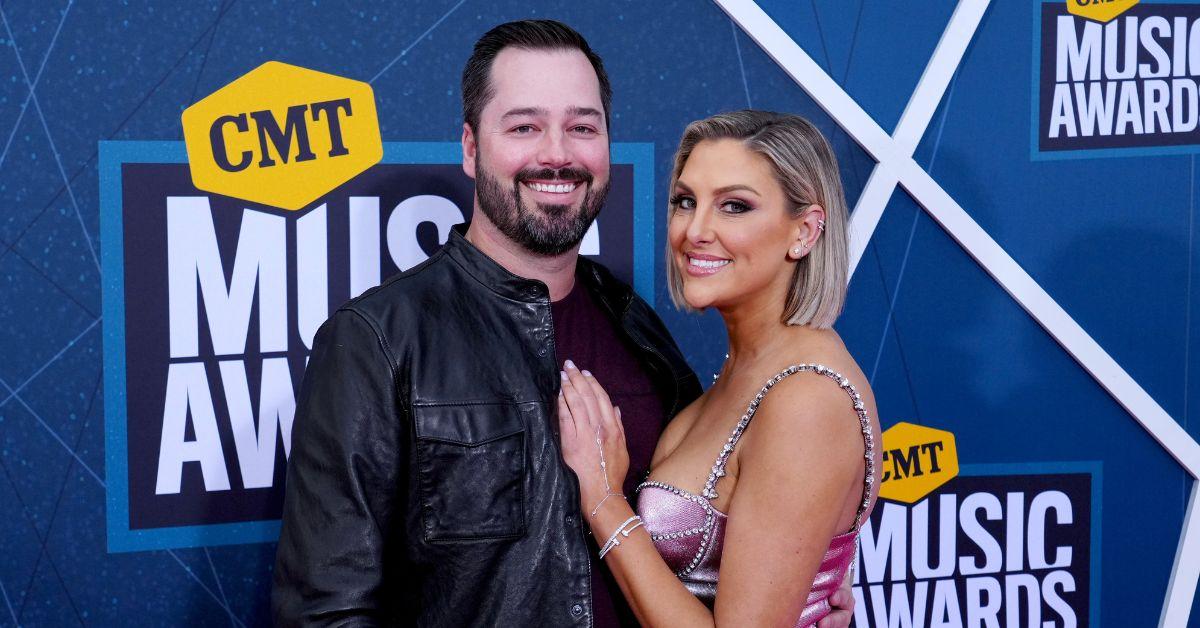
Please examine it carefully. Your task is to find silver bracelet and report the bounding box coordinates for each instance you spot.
[598,515,643,559]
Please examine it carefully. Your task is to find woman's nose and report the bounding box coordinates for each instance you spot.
[685,207,715,245]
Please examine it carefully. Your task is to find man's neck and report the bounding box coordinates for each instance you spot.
[464,215,578,301]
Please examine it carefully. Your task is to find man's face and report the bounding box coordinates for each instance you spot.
[463,47,611,256]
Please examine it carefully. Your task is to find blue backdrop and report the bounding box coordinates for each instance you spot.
[0,0,1196,625]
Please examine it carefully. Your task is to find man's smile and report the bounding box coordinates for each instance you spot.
[523,180,580,194]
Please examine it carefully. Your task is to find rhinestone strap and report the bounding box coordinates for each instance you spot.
[702,364,876,531]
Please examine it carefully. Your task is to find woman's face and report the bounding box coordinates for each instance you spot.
[668,138,809,313]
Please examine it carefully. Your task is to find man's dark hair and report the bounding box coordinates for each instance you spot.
[462,19,612,133]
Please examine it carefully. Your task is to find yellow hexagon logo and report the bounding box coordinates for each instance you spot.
[1066,0,1139,23]
[182,61,382,211]
[877,422,959,504]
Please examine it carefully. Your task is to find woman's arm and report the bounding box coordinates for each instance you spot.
[559,362,716,627]
[558,362,866,627]
[713,374,866,625]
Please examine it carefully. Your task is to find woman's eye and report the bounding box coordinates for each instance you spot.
[670,195,696,211]
[721,200,752,214]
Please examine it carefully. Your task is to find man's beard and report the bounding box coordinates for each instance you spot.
[475,161,610,256]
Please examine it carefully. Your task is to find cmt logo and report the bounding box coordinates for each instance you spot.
[206,99,354,172]
[182,61,382,210]
[878,422,960,504]
[1066,0,1138,23]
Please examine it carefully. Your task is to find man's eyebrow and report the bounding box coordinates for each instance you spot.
[501,107,549,119]
[567,106,603,119]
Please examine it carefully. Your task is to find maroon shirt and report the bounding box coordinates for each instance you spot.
[552,280,667,628]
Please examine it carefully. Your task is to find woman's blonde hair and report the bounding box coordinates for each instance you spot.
[666,110,849,328]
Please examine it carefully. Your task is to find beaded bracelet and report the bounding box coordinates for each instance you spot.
[598,515,644,559]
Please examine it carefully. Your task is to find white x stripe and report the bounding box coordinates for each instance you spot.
[714,0,1199,623]
[848,0,989,274]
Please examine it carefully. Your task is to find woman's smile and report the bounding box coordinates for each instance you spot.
[685,253,733,276]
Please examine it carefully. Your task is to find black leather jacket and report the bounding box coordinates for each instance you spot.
[273,226,702,627]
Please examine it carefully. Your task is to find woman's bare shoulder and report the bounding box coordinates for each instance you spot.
[740,347,874,470]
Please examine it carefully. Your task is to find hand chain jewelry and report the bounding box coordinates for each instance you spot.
[589,423,625,518]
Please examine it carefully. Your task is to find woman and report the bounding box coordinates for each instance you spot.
[557,110,882,627]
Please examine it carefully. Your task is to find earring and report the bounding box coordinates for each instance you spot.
[817,219,826,232]
[793,246,802,256]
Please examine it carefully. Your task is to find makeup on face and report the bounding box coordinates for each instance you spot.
[667,139,802,310]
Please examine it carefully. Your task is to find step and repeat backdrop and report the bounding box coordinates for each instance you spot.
[1,0,1197,625]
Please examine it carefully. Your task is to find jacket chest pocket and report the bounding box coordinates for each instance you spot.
[413,402,529,542]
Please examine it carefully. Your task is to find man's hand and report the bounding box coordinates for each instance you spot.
[817,566,855,628]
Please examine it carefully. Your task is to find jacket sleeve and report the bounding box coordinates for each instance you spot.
[272,308,405,627]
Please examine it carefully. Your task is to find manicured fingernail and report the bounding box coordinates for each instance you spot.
[565,359,576,370]
[582,370,592,377]
[561,370,568,380]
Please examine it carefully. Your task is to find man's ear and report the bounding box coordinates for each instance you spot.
[461,122,477,180]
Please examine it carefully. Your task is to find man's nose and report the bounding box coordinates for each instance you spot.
[536,129,570,169]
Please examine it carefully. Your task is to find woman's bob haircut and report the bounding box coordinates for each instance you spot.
[666,110,850,329]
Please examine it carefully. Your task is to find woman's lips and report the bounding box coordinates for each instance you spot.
[684,254,731,276]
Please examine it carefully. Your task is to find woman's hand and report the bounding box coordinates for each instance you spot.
[557,360,629,517]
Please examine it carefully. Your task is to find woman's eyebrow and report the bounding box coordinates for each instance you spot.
[712,184,760,196]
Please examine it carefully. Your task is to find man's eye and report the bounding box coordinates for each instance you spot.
[572,126,597,134]
[512,125,536,134]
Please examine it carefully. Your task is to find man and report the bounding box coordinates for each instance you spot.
[273,19,855,627]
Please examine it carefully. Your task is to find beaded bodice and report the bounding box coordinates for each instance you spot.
[634,364,875,627]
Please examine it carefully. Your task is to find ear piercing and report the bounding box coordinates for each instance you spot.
[793,219,826,258]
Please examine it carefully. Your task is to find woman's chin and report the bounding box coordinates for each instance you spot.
[682,289,718,311]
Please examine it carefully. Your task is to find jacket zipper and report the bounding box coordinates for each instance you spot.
[544,299,593,628]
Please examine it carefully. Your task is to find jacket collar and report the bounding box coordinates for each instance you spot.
[575,256,635,318]
[444,223,636,313]
[444,224,550,302]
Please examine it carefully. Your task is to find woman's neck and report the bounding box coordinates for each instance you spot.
[719,299,824,375]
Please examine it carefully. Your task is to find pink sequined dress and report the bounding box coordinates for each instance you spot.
[635,364,876,627]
